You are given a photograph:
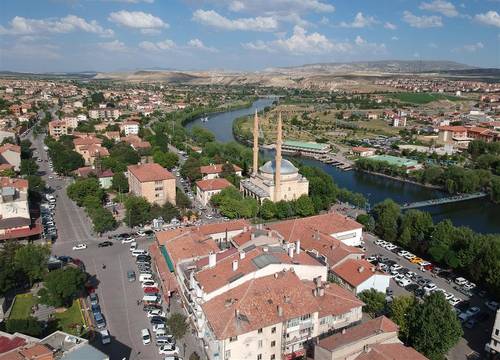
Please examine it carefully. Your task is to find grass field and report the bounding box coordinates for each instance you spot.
[54,300,85,335]
[9,294,37,320]
[386,92,461,104]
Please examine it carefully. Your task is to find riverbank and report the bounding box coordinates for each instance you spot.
[359,169,443,190]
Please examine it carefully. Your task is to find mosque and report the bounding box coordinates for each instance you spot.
[239,111,309,203]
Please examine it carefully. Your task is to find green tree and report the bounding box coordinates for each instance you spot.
[6,317,42,337]
[111,172,129,193]
[150,202,180,222]
[20,139,33,159]
[176,188,191,209]
[407,292,462,360]
[166,313,188,340]
[39,268,87,308]
[20,159,39,176]
[180,157,202,181]
[67,178,104,206]
[389,295,416,342]
[109,142,140,165]
[372,199,401,242]
[14,244,50,286]
[124,196,151,227]
[91,92,105,104]
[294,195,316,217]
[88,207,117,233]
[191,126,215,144]
[0,241,23,295]
[358,289,387,317]
[356,214,375,232]
[260,199,276,220]
[26,175,45,198]
[153,150,179,169]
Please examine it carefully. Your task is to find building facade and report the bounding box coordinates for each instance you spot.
[127,163,176,205]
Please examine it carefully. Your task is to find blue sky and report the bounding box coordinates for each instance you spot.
[0,0,499,72]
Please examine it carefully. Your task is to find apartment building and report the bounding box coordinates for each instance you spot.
[119,120,140,135]
[89,108,120,120]
[196,178,233,207]
[200,164,243,180]
[127,163,176,205]
[73,137,109,166]
[48,120,69,139]
[485,310,500,355]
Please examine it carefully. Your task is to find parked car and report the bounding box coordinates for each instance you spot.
[94,312,106,329]
[144,287,160,294]
[100,329,111,345]
[144,304,163,312]
[89,293,99,306]
[141,328,151,345]
[98,241,113,248]
[72,243,87,251]
[147,309,166,318]
[127,270,136,282]
[158,344,180,356]
[459,306,480,322]
[142,281,159,288]
[150,316,167,325]
[485,300,499,311]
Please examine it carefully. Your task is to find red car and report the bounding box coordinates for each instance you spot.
[143,287,160,294]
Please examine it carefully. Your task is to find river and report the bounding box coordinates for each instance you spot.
[186,98,500,235]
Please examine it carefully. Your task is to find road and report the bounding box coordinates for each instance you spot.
[363,233,495,359]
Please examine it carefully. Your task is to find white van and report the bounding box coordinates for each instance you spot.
[100,329,111,345]
[143,294,161,303]
[139,273,153,282]
[132,249,148,257]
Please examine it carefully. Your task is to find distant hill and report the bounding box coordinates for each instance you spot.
[267,60,477,74]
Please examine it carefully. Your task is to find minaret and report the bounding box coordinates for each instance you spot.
[274,112,282,202]
[252,110,259,176]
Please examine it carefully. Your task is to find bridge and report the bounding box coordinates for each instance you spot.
[401,192,488,210]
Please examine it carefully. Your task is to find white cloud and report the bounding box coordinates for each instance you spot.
[140,28,162,35]
[474,11,500,28]
[108,11,168,29]
[391,36,399,40]
[0,15,114,37]
[339,12,378,28]
[98,40,127,51]
[384,22,397,30]
[454,42,484,52]
[419,0,458,17]
[241,40,275,52]
[192,9,278,31]
[402,11,443,28]
[139,39,176,51]
[353,35,387,53]
[187,38,218,52]
[222,0,334,14]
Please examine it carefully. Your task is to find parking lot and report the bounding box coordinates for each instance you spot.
[364,233,496,359]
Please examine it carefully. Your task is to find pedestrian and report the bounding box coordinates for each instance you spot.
[102,264,106,269]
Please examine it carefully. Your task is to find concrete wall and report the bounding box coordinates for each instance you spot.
[356,274,390,294]
[331,228,363,247]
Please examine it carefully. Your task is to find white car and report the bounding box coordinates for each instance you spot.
[121,237,134,244]
[159,345,180,356]
[423,283,437,292]
[386,244,397,251]
[463,282,476,290]
[449,297,462,307]
[397,278,412,287]
[136,230,146,237]
[153,323,166,333]
[142,281,159,288]
[147,309,166,318]
[394,274,405,282]
[390,264,402,272]
[397,250,409,257]
[141,328,151,345]
[404,253,416,260]
[72,243,87,251]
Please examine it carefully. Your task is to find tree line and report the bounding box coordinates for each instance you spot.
[358,199,500,298]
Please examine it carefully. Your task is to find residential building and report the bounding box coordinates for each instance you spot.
[0,144,21,171]
[331,259,390,294]
[0,177,41,241]
[351,147,376,158]
[196,178,233,207]
[48,120,69,139]
[485,309,500,355]
[352,343,428,360]
[127,163,176,205]
[89,108,120,120]
[73,137,109,166]
[200,164,242,180]
[119,120,140,135]
[314,316,400,360]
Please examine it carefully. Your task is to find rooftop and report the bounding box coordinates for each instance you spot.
[332,258,387,287]
[283,140,330,151]
[260,159,298,175]
[196,178,233,192]
[127,163,175,182]
[366,155,419,167]
[354,343,428,360]
[200,164,242,175]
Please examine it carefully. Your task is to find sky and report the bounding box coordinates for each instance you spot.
[0,0,499,73]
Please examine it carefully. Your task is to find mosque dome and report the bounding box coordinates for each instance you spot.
[259,159,298,175]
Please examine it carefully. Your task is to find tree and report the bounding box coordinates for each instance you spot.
[153,150,179,169]
[0,241,23,295]
[124,196,151,227]
[14,244,50,286]
[358,289,387,317]
[111,172,129,193]
[88,207,117,233]
[294,195,316,217]
[109,142,140,165]
[6,317,42,337]
[20,159,39,176]
[407,292,462,360]
[26,175,45,198]
[180,157,201,181]
[389,295,416,342]
[356,214,375,232]
[191,126,215,145]
[20,139,33,159]
[260,199,276,220]
[67,178,104,206]
[166,313,188,340]
[39,267,87,308]
[176,188,191,209]
[150,202,180,222]
[372,199,401,242]
[189,352,201,360]
[91,92,105,104]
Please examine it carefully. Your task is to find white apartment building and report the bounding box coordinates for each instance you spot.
[486,310,500,355]
[119,120,140,135]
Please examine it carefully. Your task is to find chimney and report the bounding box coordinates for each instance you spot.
[263,247,268,252]
[342,328,347,335]
[232,260,239,271]
[235,309,240,319]
[288,246,294,259]
[314,276,322,288]
[295,240,301,254]
[274,112,282,202]
[252,110,259,176]
[208,252,216,268]
[277,305,283,317]
[358,266,365,273]
[239,251,246,260]
[318,287,325,297]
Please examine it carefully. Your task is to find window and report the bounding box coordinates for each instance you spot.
[496,329,499,336]
[229,336,238,342]
[258,340,262,348]
[271,327,276,334]
[271,341,276,347]
[270,355,275,360]
[258,328,263,334]
[257,355,262,360]
[225,350,231,359]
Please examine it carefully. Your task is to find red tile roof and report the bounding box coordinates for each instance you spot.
[73,137,102,147]
[0,144,21,154]
[202,271,363,340]
[196,178,233,192]
[128,163,175,182]
[437,126,467,132]
[0,177,28,190]
[332,258,387,287]
[200,164,242,175]
[354,343,428,360]
[318,316,399,351]
[0,336,26,355]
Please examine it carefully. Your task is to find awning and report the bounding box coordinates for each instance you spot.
[160,245,175,273]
